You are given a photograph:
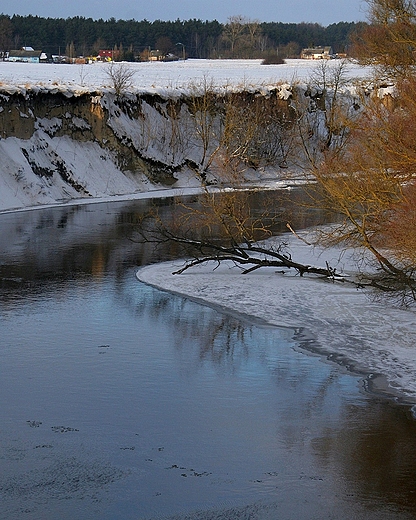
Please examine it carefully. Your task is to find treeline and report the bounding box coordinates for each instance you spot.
[0,14,365,60]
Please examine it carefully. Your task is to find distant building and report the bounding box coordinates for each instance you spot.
[163,53,179,62]
[147,50,179,62]
[52,55,70,64]
[301,46,334,60]
[148,49,164,61]
[97,49,120,62]
[7,48,43,63]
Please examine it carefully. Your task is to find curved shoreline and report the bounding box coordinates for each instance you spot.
[135,265,401,405]
[136,245,416,405]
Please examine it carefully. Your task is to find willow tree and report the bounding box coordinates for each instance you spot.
[305,0,416,302]
[139,0,416,303]
[351,0,416,77]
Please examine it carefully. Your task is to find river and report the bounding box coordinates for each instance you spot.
[1,194,416,520]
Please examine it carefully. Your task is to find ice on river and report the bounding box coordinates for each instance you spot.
[137,232,416,404]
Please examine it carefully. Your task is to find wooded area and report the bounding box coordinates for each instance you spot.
[0,14,362,59]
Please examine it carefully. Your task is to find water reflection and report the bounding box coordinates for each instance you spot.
[1,194,416,519]
[313,400,416,514]
[0,189,327,298]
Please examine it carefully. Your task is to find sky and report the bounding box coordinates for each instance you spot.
[0,0,367,26]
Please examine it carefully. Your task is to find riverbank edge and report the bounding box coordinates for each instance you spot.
[136,257,416,411]
[0,178,304,215]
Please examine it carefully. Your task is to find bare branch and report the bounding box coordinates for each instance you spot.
[105,62,135,96]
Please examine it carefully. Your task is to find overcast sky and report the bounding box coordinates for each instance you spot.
[0,0,367,26]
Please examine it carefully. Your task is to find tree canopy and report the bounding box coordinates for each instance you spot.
[0,14,360,59]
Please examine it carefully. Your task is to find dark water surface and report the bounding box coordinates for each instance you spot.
[1,195,416,520]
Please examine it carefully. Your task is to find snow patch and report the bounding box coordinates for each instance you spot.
[137,234,416,403]
[35,117,62,135]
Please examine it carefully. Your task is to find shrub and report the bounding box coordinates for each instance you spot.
[105,62,135,96]
[261,53,285,65]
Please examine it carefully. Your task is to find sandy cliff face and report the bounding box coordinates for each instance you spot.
[0,86,295,211]
[0,90,184,208]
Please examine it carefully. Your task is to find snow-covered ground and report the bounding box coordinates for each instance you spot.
[0,58,373,95]
[137,233,416,406]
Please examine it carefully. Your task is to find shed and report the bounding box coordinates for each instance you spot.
[7,49,43,63]
[301,46,333,60]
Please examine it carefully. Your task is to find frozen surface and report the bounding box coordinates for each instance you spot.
[137,233,416,403]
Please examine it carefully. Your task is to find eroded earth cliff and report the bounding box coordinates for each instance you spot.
[0,83,300,211]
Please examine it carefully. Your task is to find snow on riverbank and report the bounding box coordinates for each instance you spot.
[6,56,413,404]
[0,58,374,214]
[137,233,416,405]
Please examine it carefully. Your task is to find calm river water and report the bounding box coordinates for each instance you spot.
[1,194,416,520]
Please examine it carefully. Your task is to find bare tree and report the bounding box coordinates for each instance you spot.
[105,62,136,96]
[66,41,75,62]
[352,0,416,77]
[223,15,247,56]
[155,36,174,56]
[294,0,416,302]
[246,19,261,48]
[186,78,297,181]
[187,76,224,178]
[137,188,341,280]
[92,37,107,56]
[137,11,416,303]
[300,73,416,302]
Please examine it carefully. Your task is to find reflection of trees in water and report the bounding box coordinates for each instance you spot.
[126,280,416,516]
[4,199,416,516]
[312,400,416,515]
[128,282,252,371]
[0,200,161,304]
[126,279,341,398]
[0,188,332,306]
[172,305,252,370]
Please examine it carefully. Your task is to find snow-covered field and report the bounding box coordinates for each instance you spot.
[0,58,374,214]
[0,58,373,95]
